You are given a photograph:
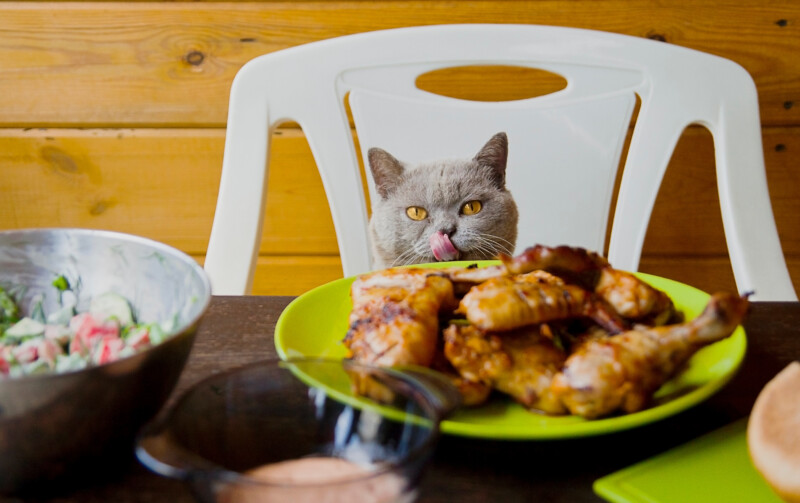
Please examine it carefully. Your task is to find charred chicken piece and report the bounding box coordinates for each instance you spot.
[457,274,629,334]
[430,346,493,406]
[499,244,677,325]
[498,244,609,288]
[443,323,567,415]
[551,292,749,418]
[433,263,508,297]
[343,267,457,399]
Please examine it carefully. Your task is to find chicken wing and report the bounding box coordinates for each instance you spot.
[343,267,457,399]
[457,274,628,334]
[499,244,677,324]
[344,267,457,367]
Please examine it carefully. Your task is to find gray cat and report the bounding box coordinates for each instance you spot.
[367,132,519,269]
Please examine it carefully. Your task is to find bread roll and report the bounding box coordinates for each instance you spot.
[748,361,800,502]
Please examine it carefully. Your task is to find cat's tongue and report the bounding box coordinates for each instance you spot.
[429,231,460,262]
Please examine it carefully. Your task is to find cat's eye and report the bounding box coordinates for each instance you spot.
[461,200,483,215]
[406,206,428,221]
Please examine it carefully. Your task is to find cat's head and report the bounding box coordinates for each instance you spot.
[367,132,519,269]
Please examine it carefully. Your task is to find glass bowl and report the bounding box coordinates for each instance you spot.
[136,358,461,503]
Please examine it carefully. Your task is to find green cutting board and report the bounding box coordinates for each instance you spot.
[594,419,784,503]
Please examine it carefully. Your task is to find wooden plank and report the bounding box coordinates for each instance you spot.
[0,128,338,255]
[250,255,344,296]
[193,254,344,296]
[639,256,800,298]
[644,126,800,256]
[0,128,225,252]
[0,1,798,127]
[639,256,738,296]
[1,126,798,258]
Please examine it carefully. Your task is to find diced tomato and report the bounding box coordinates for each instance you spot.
[12,339,39,364]
[126,327,151,350]
[92,335,125,365]
[69,313,120,356]
[44,324,71,345]
[36,338,64,366]
[0,354,9,375]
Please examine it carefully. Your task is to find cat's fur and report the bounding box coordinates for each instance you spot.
[368,132,519,269]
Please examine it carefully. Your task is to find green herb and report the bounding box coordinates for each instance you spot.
[0,286,20,324]
[52,275,70,292]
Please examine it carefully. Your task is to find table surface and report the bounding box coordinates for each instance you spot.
[10,296,800,503]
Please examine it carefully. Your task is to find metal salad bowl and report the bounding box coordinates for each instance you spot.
[0,228,211,495]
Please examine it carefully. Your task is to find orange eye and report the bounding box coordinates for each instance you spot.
[461,200,482,215]
[406,206,428,221]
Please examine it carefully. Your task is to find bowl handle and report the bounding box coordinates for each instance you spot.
[135,425,226,482]
[391,365,464,419]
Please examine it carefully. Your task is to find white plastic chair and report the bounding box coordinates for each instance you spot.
[205,24,796,300]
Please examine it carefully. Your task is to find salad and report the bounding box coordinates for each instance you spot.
[0,276,175,378]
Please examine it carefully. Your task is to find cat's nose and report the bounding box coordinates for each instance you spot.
[440,226,456,237]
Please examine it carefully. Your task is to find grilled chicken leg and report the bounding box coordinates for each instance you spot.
[551,292,749,418]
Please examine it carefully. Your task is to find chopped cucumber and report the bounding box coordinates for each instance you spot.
[5,317,46,340]
[89,292,134,325]
[46,300,76,326]
[22,359,51,375]
[55,353,88,373]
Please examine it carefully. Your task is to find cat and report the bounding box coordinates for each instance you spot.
[367,132,519,269]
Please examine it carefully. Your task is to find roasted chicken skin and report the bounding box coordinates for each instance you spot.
[343,267,458,399]
[457,274,628,334]
[498,244,609,287]
[344,267,456,368]
[444,292,747,418]
[430,346,493,406]
[551,292,749,418]
[443,323,567,415]
[499,244,678,325]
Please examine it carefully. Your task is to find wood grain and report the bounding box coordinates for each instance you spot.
[0,1,797,126]
[37,297,800,502]
[0,128,337,255]
[2,127,797,258]
[1,0,798,297]
[223,255,345,296]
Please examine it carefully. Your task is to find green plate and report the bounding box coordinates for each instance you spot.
[594,419,782,503]
[274,262,747,439]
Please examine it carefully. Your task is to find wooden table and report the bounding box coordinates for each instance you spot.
[22,296,800,503]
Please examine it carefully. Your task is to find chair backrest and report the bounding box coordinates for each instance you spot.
[205,24,797,300]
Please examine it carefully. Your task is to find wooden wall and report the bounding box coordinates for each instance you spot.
[0,1,798,296]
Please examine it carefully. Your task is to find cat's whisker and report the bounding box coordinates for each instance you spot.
[478,232,515,248]
[391,246,429,268]
[468,232,516,258]
[390,251,415,268]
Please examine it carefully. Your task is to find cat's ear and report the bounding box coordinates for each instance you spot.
[368,148,405,198]
[473,132,509,188]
